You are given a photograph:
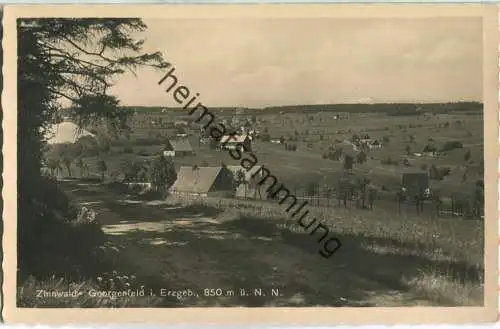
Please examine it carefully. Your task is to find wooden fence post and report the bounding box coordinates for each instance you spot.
[451,195,455,217]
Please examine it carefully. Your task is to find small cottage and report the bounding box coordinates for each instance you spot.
[226,165,264,183]
[219,134,252,152]
[169,165,235,197]
[163,139,195,157]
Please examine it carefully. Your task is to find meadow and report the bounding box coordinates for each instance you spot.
[73,105,484,204]
[32,104,484,307]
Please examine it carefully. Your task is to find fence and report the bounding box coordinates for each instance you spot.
[165,185,483,220]
[235,186,484,219]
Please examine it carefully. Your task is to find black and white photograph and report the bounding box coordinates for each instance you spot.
[2,3,498,324]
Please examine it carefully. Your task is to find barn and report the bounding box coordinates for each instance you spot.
[402,172,430,195]
[163,139,195,157]
[219,134,252,152]
[169,165,235,197]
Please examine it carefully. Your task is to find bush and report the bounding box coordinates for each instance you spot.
[18,177,110,282]
[429,165,451,181]
[381,156,398,166]
[440,140,463,152]
[423,144,437,153]
[356,151,367,164]
[328,148,343,161]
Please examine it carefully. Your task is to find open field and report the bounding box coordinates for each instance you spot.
[74,107,483,201]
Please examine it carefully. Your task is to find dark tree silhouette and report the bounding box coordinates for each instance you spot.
[18,18,168,279]
[343,155,354,171]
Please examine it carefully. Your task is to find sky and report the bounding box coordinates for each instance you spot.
[109,17,482,108]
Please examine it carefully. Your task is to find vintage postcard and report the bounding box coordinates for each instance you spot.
[2,3,499,325]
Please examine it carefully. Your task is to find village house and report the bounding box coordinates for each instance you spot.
[423,151,438,157]
[163,139,195,157]
[219,134,252,152]
[225,165,274,200]
[174,120,189,127]
[367,139,382,149]
[226,165,265,183]
[169,165,235,197]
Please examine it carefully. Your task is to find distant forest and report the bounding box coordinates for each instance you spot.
[123,102,483,116]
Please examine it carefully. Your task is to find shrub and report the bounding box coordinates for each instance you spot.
[18,177,110,282]
[381,156,398,166]
[440,140,463,152]
[329,148,343,161]
[356,151,367,164]
[423,144,437,153]
[429,165,451,181]
[464,150,471,162]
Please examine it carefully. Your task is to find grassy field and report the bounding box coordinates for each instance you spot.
[168,193,484,305]
[34,105,483,307]
[74,108,483,201]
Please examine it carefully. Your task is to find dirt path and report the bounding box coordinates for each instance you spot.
[62,180,438,307]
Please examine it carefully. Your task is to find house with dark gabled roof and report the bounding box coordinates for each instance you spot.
[163,139,195,157]
[169,165,235,197]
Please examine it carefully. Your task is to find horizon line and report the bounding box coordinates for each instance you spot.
[118,100,483,109]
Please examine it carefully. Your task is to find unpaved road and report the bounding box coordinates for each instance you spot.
[62,179,439,307]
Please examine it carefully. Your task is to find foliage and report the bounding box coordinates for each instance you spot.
[429,165,451,181]
[423,144,437,153]
[356,151,367,164]
[381,156,399,166]
[19,16,169,281]
[440,140,463,152]
[405,144,411,155]
[305,182,318,197]
[148,154,177,190]
[343,155,354,171]
[464,150,471,162]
